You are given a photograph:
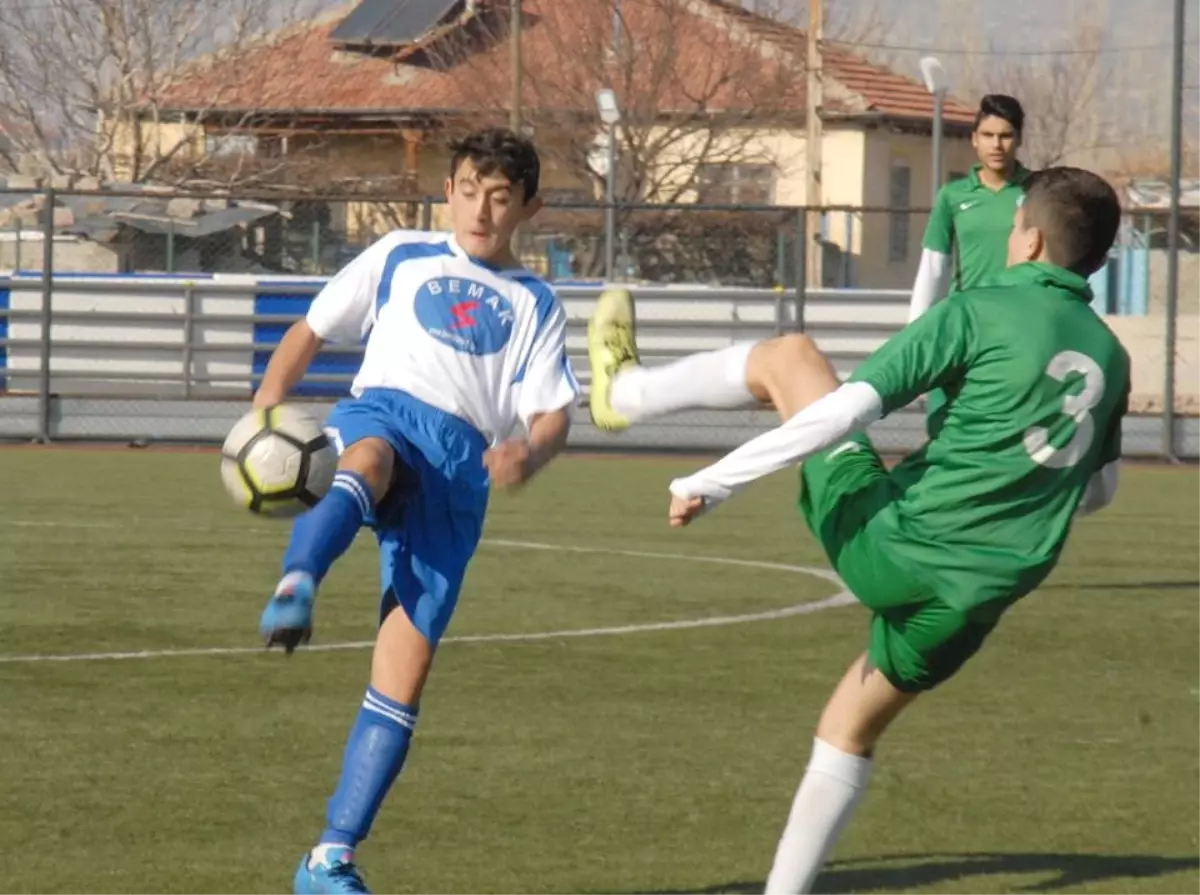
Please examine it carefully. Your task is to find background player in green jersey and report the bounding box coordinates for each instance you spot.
[912,94,1031,434]
[587,166,1129,894]
[910,94,1030,321]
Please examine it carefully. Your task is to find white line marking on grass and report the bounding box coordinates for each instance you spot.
[0,534,853,664]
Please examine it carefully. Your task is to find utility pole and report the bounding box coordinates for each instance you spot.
[1163,0,1186,460]
[509,0,522,133]
[805,0,823,288]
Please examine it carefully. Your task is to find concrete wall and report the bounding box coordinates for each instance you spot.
[1106,314,1200,414]
[1148,251,1200,316]
[0,234,123,273]
[856,128,976,290]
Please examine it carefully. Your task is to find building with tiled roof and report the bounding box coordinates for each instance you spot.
[128,0,984,288]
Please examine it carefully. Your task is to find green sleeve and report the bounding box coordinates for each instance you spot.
[849,297,975,415]
[922,186,954,254]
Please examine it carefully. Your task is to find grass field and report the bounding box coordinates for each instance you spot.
[0,448,1196,895]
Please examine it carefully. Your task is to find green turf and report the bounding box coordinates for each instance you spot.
[0,450,1196,894]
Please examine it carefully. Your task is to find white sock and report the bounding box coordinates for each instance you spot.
[764,738,873,895]
[609,342,757,423]
[310,842,355,868]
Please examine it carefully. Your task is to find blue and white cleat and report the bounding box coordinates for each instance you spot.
[293,847,370,895]
[260,571,315,654]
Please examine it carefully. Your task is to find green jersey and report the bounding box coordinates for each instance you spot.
[850,261,1130,614]
[924,163,1030,293]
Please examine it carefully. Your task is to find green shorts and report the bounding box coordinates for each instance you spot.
[797,434,995,693]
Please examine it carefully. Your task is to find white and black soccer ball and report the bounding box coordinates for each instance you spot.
[220,405,338,517]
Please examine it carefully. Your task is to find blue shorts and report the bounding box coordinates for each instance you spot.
[324,388,490,645]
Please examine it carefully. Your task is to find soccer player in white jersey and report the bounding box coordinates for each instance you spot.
[252,128,579,895]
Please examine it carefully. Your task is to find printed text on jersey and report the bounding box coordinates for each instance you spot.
[413,277,516,355]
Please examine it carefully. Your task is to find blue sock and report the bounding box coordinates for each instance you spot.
[319,687,418,848]
[282,470,373,581]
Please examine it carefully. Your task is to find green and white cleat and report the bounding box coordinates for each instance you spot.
[587,287,641,432]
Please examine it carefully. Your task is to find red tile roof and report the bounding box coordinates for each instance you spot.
[157,0,975,127]
[823,44,974,123]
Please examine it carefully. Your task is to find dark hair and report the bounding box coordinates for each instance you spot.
[974,94,1025,135]
[448,127,540,201]
[1020,166,1120,276]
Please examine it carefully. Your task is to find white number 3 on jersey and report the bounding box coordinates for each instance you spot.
[1024,350,1106,469]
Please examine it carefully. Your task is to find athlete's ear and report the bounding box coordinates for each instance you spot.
[1027,225,1046,262]
[1007,205,1040,266]
[1010,224,1043,265]
[444,177,454,202]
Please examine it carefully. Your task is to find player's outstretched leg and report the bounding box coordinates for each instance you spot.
[261,437,394,652]
[587,288,840,431]
[295,606,434,894]
[763,653,917,894]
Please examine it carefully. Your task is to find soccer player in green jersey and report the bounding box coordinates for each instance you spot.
[587,166,1129,894]
[910,94,1030,321]
[913,94,1032,435]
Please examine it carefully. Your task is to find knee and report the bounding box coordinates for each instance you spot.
[339,437,394,501]
[746,334,827,401]
[765,333,822,369]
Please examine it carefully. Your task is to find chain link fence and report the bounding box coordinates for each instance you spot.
[0,188,938,289]
[0,187,1194,458]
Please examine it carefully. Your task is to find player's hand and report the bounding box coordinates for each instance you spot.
[668,494,707,527]
[483,439,533,489]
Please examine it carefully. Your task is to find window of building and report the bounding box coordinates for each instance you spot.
[695,163,775,205]
[204,133,259,157]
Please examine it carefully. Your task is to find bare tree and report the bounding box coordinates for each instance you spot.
[1108,143,1200,183]
[970,24,1109,168]
[578,1,801,199]
[0,0,324,185]
[423,0,809,278]
[850,0,1191,172]
[529,0,888,202]
[759,0,898,47]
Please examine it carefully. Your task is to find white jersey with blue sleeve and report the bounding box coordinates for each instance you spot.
[305,230,579,444]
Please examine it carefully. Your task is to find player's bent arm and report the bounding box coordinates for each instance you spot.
[514,303,580,480]
[524,407,572,478]
[669,381,883,510]
[1075,461,1120,517]
[252,235,396,409]
[908,249,951,323]
[253,320,325,409]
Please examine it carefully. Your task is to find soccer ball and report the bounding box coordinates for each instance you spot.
[220,405,338,517]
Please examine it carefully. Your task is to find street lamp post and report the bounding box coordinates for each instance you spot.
[919,56,949,208]
[595,88,621,283]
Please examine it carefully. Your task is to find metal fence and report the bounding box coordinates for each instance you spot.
[0,188,1195,459]
[1,187,1194,295]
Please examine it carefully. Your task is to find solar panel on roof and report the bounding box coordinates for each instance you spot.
[330,0,461,44]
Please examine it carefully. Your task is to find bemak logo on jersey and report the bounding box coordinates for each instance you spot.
[414,276,515,355]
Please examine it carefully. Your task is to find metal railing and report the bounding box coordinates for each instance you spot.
[0,187,1194,457]
[0,273,1194,459]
